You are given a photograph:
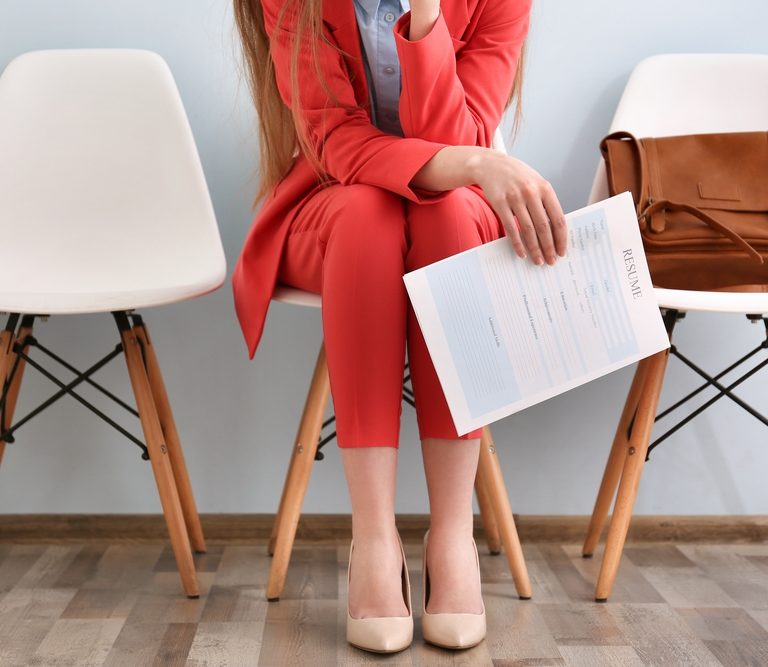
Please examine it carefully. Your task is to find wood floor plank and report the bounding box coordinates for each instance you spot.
[538,602,626,646]
[258,598,338,666]
[0,545,47,592]
[557,645,644,666]
[634,566,740,608]
[15,545,80,589]
[676,606,768,641]
[81,543,164,591]
[213,545,270,588]
[153,622,198,666]
[53,545,109,589]
[0,587,77,666]
[678,545,768,610]
[483,583,564,664]
[187,621,264,666]
[606,603,721,665]
[564,544,664,604]
[28,617,125,666]
[101,622,170,666]
[538,545,593,603]
[0,539,766,665]
[703,639,768,667]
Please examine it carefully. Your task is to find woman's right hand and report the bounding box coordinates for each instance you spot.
[471,149,568,265]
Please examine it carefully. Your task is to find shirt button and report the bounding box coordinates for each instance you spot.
[384,12,395,22]
[383,66,395,75]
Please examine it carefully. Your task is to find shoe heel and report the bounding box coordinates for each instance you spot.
[346,534,413,653]
[421,528,487,650]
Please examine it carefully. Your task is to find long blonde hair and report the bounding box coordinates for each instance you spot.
[233,0,525,209]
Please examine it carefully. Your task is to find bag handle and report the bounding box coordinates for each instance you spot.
[642,199,763,264]
[600,131,650,217]
[601,131,764,264]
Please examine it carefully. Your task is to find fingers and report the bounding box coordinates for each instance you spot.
[510,203,546,265]
[542,184,568,257]
[494,202,527,259]
[527,197,557,265]
[510,181,568,266]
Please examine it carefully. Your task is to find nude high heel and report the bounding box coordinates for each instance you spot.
[346,534,413,653]
[421,528,487,649]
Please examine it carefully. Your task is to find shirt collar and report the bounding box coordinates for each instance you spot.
[355,0,410,19]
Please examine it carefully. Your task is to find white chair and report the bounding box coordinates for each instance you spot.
[264,126,533,602]
[0,49,226,597]
[581,54,768,601]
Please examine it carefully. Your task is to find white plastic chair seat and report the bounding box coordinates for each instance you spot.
[0,49,226,314]
[272,126,507,309]
[588,53,768,317]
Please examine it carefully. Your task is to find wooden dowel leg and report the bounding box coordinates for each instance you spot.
[474,461,502,555]
[266,343,330,601]
[583,358,652,557]
[0,321,20,468]
[116,314,199,598]
[268,443,295,557]
[477,426,532,599]
[595,348,669,602]
[132,318,206,553]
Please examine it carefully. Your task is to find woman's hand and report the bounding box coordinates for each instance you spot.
[471,150,567,265]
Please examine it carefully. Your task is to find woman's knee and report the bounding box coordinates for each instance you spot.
[319,183,407,264]
[405,187,499,269]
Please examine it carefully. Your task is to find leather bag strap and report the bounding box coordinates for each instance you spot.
[641,199,764,264]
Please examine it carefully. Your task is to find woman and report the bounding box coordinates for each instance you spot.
[232,0,567,653]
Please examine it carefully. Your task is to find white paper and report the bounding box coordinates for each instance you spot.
[403,191,670,435]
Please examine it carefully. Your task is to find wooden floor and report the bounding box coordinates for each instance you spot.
[1,540,767,666]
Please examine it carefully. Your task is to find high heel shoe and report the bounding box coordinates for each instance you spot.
[346,533,413,653]
[421,528,486,649]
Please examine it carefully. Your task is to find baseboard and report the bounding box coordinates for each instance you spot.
[0,514,766,543]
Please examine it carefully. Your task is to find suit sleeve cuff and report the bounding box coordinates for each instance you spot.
[385,138,454,203]
[393,7,454,64]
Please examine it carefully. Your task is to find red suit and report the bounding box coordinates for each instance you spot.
[232,0,531,446]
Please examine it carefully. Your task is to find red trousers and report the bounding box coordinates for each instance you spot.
[277,183,505,448]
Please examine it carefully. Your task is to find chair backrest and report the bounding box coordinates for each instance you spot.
[0,49,226,311]
[589,53,768,204]
[492,125,507,154]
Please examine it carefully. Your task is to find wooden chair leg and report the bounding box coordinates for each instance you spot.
[474,461,502,554]
[0,321,20,468]
[266,342,330,601]
[116,313,199,598]
[477,426,532,599]
[594,348,669,601]
[0,319,34,468]
[267,446,293,557]
[132,318,206,554]
[582,358,652,557]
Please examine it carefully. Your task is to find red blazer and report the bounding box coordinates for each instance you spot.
[232,0,531,359]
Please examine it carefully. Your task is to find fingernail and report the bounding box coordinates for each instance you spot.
[535,257,544,266]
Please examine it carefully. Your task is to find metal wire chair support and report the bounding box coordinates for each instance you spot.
[627,309,768,461]
[0,311,151,459]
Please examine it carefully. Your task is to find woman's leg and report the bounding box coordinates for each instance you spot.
[277,182,410,617]
[404,186,505,613]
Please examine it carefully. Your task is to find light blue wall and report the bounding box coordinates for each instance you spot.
[1,1,767,515]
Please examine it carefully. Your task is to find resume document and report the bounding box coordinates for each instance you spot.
[403,192,670,435]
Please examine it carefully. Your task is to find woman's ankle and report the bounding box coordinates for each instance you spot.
[351,517,399,543]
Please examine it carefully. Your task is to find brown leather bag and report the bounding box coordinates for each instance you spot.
[600,130,768,291]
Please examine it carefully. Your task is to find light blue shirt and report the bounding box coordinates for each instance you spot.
[352,0,411,137]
